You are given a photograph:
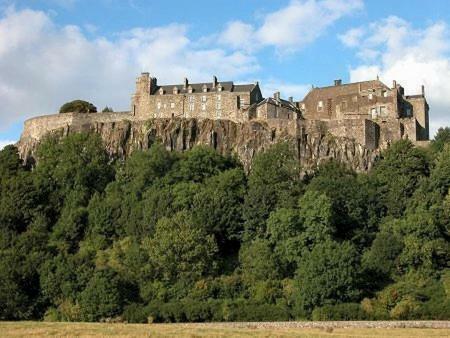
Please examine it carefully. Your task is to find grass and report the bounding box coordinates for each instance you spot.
[0,321,449,337]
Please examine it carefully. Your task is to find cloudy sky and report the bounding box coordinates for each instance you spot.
[1,0,450,148]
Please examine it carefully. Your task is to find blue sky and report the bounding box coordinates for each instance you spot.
[1,0,450,147]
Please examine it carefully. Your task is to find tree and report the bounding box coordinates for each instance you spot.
[430,127,450,153]
[59,100,97,114]
[296,240,361,311]
[144,211,218,285]
[79,269,124,321]
[243,142,301,239]
[239,239,280,283]
[102,106,114,112]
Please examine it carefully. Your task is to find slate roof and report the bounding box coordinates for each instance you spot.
[152,81,257,95]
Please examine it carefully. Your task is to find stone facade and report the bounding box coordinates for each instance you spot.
[299,79,429,143]
[131,73,264,122]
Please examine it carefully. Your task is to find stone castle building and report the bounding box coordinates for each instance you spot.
[18,72,430,171]
[130,73,429,147]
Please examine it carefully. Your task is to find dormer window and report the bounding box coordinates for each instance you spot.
[217,84,223,92]
[159,88,164,95]
[202,84,208,93]
[173,87,179,94]
[188,85,193,93]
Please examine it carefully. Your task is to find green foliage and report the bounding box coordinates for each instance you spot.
[0,135,449,322]
[101,106,114,112]
[296,240,361,311]
[59,100,97,114]
[430,127,450,153]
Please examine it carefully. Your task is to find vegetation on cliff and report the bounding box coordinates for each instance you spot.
[0,128,449,322]
[59,100,97,114]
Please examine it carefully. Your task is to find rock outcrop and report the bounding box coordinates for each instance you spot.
[17,112,378,172]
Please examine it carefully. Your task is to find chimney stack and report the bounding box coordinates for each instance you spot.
[183,77,188,90]
[213,76,218,88]
[274,91,280,100]
[421,85,425,96]
[288,96,293,103]
[393,80,397,88]
[334,79,342,86]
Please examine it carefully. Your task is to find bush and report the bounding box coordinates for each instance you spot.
[59,100,97,114]
[312,303,367,321]
[122,303,148,323]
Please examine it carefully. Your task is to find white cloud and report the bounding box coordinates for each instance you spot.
[0,7,259,131]
[341,16,450,136]
[220,0,363,53]
[0,139,15,149]
[338,27,364,47]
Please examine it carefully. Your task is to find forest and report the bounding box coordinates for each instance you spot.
[0,128,449,322]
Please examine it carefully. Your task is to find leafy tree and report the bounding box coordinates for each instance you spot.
[296,240,361,311]
[144,211,218,285]
[243,142,301,239]
[59,100,97,114]
[239,239,280,283]
[430,127,450,153]
[102,106,114,112]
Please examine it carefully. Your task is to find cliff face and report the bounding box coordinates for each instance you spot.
[17,114,378,172]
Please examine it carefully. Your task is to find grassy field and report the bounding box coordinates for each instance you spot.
[0,321,449,337]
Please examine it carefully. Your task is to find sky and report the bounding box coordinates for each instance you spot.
[1,0,450,148]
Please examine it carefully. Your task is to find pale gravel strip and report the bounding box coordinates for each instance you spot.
[172,321,450,329]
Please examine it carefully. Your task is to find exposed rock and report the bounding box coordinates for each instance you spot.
[17,114,379,172]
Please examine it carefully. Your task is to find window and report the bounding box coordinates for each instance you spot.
[202,86,207,93]
[380,106,387,116]
[216,102,221,110]
[163,103,167,109]
[201,103,206,111]
[189,103,194,111]
[202,95,207,102]
[317,100,323,112]
[383,91,388,98]
[217,85,222,92]
[189,96,194,102]
[157,102,161,110]
[170,102,175,108]
[368,93,373,100]
[341,101,347,110]
[371,107,377,118]
[216,109,221,118]
[159,88,164,95]
[188,86,193,93]
[217,95,221,101]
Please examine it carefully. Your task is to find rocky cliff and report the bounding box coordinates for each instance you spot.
[17,113,378,172]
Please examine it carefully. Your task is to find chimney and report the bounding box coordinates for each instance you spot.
[183,77,188,90]
[273,91,280,100]
[288,96,293,103]
[212,76,218,88]
[334,79,342,86]
[393,80,397,88]
[421,85,425,96]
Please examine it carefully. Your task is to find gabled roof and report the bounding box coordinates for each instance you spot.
[257,97,298,110]
[301,79,391,101]
[152,81,257,95]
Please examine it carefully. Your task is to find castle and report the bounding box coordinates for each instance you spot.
[130,73,429,148]
[18,72,430,170]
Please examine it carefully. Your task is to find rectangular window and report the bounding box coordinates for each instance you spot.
[157,102,161,110]
[383,91,388,97]
[380,106,387,116]
[202,95,207,102]
[216,102,221,110]
[189,103,194,111]
[217,95,221,101]
[201,103,206,111]
[341,101,347,110]
[317,100,323,112]
[371,107,377,118]
[189,96,194,102]
[170,102,175,108]
[368,93,373,100]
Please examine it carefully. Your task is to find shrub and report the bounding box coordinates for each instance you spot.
[59,100,97,114]
[312,303,367,321]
